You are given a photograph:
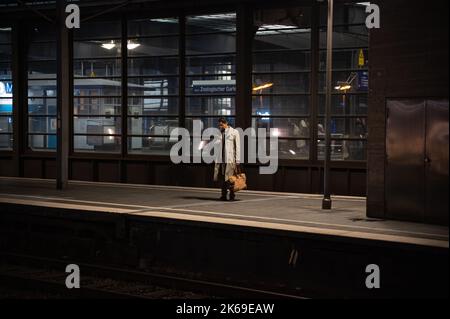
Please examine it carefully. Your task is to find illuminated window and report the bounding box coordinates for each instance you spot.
[0,27,12,150]
[27,24,57,151]
[185,12,237,152]
[252,6,312,160]
[318,3,368,161]
[127,17,180,155]
[73,20,122,153]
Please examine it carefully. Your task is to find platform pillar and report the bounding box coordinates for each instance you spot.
[56,0,70,189]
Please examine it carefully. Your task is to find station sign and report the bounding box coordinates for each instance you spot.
[358,71,369,91]
[192,80,236,94]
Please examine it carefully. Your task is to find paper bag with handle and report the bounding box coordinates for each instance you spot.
[228,164,247,192]
[227,137,247,192]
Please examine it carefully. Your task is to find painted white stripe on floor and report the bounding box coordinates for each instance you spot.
[2,195,444,248]
[0,176,366,202]
[166,195,300,208]
[0,194,447,241]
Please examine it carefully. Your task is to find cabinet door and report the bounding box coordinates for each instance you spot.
[425,99,449,225]
[386,99,426,221]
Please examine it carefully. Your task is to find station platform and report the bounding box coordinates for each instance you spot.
[0,177,447,248]
[0,177,448,298]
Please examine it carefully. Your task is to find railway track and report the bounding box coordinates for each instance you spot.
[0,253,307,299]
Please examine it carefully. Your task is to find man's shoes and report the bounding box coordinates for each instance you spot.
[219,195,228,201]
[229,193,236,201]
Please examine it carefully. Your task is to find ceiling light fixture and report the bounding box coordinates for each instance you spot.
[101,40,116,50]
[127,40,141,50]
[252,83,274,91]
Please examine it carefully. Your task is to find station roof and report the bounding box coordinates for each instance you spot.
[0,0,162,10]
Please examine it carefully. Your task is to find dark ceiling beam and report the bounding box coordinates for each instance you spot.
[15,0,54,23]
[81,0,132,23]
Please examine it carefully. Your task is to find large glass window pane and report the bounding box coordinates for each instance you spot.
[258,138,309,160]
[253,31,311,52]
[254,7,310,51]
[128,136,177,155]
[253,73,310,94]
[128,77,178,96]
[0,81,13,117]
[28,117,57,134]
[74,116,121,135]
[319,48,368,70]
[74,59,121,77]
[185,13,236,134]
[317,117,367,138]
[187,13,236,34]
[318,94,368,115]
[128,117,178,136]
[127,37,178,57]
[317,3,368,161]
[74,135,121,153]
[28,80,57,97]
[0,63,12,80]
[252,95,309,116]
[187,55,235,75]
[0,116,13,133]
[27,25,57,151]
[0,134,12,149]
[74,39,122,59]
[319,25,368,49]
[128,18,179,37]
[74,21,121,40]
[187,97,235,116]
[28,42,56,60]
[0,28,12,43]
[74,78,122,97]
[127,16,180,156]
[252,6,312,160]
[252,118,310,138]
[186,13,236,55]
[28,61,57,77]
[278,139,310,159]
[0,29,12,151]
[0,44,12,62]
[318,139,367,161]
[73,20,122,154]
[28,98,57,115]
[186,34,236,55]
[128,97,179,116]
[320,4,368,26]
[319,71,368,94]
[0,96,13,115]
[253,51,310,72]
[28,25,56,42]
[29,134,57,151]
[185,117,235,135]
[74,97,121,115]
[128,57,178,76]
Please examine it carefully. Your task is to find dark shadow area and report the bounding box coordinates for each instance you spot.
[179,196,242,202]
[349,217,385,223]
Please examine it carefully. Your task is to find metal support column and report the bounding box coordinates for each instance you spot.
[322,0,333,209]
[121,15,128,183]
[56,0,70,189]
[11,22,22,176]
[236,4,252,131]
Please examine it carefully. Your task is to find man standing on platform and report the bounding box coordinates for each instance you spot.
[214,118,241,201]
